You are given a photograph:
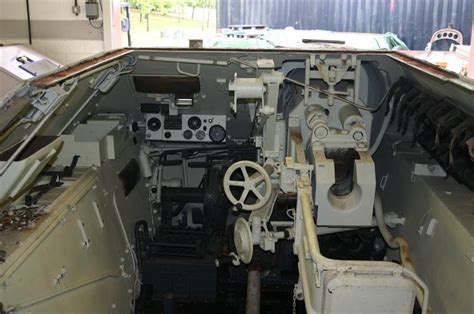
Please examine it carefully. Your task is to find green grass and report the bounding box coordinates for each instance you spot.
[123,8,216,46]
[129,9,213,32]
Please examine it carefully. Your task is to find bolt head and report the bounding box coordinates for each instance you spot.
[353,131,364,141]
[314,126,328,139]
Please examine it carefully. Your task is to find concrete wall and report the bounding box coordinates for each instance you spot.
[0,0,116,64]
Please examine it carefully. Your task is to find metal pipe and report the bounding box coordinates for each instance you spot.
[245,264,261,314]
[137,55,228,66]
[271,231,286,239]
[374,193,398,249]
[4,270,122,311]
[270,220,379,235]
[299,190,430,313]
[134,220,149,276]
[297,243,315,313]
[301,191,397,269]
[270,221,293,228]
[374,192,431,313]
[251,216,261,245]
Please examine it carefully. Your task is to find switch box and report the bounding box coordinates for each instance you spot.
[85,1,99,20]
[72,5,81,16]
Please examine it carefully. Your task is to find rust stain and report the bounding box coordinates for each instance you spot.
[0,207,48,233]
[34,48,133,87]
[30,47,461,89]
[404,256,414,265]
[391,51,459,79]
[31,48,388,87]
[290,128,303,144]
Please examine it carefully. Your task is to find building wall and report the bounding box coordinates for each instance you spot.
[217,0,472,50]
[0,0,111,64]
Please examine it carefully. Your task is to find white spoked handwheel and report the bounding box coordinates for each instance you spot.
[223,160,272,211]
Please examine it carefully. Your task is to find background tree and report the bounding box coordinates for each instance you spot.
[139,0,155,32]
[122,0,215,31]
[185,0,200,19]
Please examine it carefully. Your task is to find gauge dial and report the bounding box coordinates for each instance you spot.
[188,116,202,130]
[195,130,206,140]
[209,125,226,143]
[183,130,193,140]
[147,117,161,131]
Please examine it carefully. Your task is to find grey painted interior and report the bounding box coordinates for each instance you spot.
[1,49,472,312]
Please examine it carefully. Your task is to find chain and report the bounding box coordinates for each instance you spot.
[292,285,297,314]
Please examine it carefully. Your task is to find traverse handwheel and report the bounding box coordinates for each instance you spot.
[223,160,272,211]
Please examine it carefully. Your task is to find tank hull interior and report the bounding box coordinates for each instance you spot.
[0,49,472,314]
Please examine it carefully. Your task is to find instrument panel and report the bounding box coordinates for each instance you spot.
[145,114,227,143]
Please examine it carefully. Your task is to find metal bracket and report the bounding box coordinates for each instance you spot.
[411,162,446,182]
[77,219,90,249]
[29,82,76,121]
[285,156,313,172]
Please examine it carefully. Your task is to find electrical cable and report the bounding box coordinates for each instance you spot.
[229,57,391,113]
[89,19,103,29]
[280,72,298,116]
[88,0,104,29]
[143,55,386,115]
[368,81,402,155]
[247,103,260,140]
[228,57,258,69]
[25,0,32,44]
[284,76,389,113]
[153,144,251,164]
[374,192,431,312]
[134,220,149,278]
